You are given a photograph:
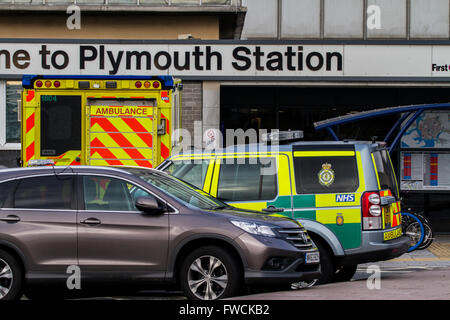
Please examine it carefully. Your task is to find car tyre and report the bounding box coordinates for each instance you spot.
[180,246,241,300]
[314,241,334,285]
[332,264,358,282]
[0,249,23,301]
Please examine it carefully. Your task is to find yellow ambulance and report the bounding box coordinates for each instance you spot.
[158,138,410,284]
[21,75,182,168]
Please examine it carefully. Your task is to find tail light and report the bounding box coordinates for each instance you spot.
[362,191,382,230]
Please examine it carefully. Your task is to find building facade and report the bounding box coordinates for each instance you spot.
[1,0,450,230]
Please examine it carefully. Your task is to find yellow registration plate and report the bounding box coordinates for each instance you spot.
[383,228,402,241]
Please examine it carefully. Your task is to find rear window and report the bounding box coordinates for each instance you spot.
[0,180,17,208]
[14,175,74,210]
[372,149,398,198]
[293,156,359,194]
[41,95,81,156]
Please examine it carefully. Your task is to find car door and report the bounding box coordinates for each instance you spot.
[0,174,77,274]
[210,154,294,218]
[77,174,169,277]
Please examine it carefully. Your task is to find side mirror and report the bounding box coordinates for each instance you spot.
[135,196,164,215]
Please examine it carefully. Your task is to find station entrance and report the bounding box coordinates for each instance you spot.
[220,85,450,232]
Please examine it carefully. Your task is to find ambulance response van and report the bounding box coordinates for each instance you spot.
[20,75,182,168]
[158,138,410,284]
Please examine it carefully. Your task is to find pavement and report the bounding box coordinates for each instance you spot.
[230,234,450,300]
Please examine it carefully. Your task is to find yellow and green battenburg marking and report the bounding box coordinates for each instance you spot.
[267,194,362,250]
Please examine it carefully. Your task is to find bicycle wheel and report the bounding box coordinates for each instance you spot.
[401,212,425,252]
[416,215,434,250]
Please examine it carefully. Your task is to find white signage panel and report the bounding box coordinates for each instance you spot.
[0,41,449,79]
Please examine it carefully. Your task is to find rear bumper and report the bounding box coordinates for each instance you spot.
[337,228,410,266]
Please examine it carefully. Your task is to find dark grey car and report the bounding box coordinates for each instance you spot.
[0,166,320,300]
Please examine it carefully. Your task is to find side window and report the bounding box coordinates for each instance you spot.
[164,160,210,189]
[0,180,17,208]
[82,176,151,212]
[217,158,277,201]
[293,156,359,194]
[127,183,152,204]
[14,175,74,210]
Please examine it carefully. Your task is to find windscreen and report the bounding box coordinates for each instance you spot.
[372,149,399,198]
[123,168,228,210]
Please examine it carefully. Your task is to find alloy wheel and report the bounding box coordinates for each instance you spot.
[187,255,228,300]
[0,258,13,299]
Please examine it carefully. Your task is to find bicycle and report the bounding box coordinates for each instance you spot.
[410,209,434,250]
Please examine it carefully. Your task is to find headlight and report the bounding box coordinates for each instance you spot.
[230,220,277,237]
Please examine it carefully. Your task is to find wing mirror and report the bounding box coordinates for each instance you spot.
[135,196,165,215]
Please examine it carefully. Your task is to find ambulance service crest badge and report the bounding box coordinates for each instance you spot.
[318,163,335,187]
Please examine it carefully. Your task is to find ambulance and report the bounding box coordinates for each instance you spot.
[20,75,182,168]
[158,136,410,284]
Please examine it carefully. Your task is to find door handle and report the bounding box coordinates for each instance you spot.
[80,218,101,225]
[262,206,285,213]
[0,215,21,223]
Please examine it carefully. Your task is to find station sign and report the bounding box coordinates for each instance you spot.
[2,41,450,80]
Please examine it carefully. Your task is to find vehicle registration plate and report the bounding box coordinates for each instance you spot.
[305,252,320,264]
[383,228,402,241]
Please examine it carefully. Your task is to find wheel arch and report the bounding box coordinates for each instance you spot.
[168,235,247,284]
[297,219,345,257]
[0,240,27,275]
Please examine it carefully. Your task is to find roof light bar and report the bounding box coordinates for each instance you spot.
[27,159,55,167]
[261,130,304,143]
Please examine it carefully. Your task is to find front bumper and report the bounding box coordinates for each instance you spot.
[337,227,410,266]
[234,233,321,285]
[244,261,321,286]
